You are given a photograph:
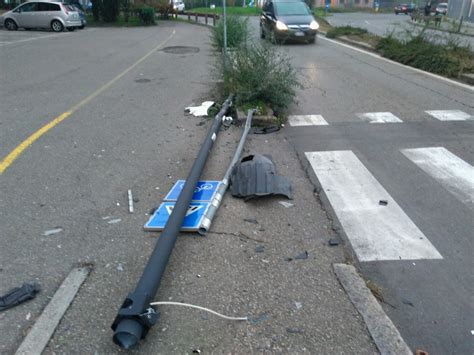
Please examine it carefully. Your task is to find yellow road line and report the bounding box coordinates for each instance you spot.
[0,29,176,175]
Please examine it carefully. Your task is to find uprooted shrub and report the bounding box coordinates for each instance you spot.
[221,42,300,113]
[376,34,474,77]
[211,16,249,50]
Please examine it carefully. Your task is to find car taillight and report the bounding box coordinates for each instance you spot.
[61,3,69,14]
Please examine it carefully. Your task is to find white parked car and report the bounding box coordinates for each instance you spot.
[2,1,81,32]
[171,0,185,13]
[435,2,448,15]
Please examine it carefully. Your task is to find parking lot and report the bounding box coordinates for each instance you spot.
[0,27,78,45]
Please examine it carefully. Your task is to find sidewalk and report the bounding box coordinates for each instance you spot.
[45,122,379,354]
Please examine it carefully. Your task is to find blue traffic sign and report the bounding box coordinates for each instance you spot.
[144,202,210,232]
[164,180,220,202]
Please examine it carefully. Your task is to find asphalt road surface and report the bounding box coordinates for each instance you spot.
[1,16,472,355]
[266,23,473,354]
[0,23,378,354]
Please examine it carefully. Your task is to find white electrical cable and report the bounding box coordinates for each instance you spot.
[149,301,248,321]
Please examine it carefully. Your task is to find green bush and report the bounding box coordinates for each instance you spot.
[137,6,156,25]
[211,16,249,50]
[221,42,300,113]
[120,0,131,22]
[376,35,473,77]
[153,0,173,19]
[326,25,368,38]
[101,0,119,22]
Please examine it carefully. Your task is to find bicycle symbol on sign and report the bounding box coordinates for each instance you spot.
[178,183,215,193]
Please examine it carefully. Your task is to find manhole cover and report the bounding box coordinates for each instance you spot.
[135,78,151,83]
[161,46,200,54]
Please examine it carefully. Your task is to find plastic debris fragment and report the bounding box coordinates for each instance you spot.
[185,101,215,117]
[231,155,292,200]
[43,228,63,236]
[0,283,41,312]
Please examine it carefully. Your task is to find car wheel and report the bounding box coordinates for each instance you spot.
[79,25,85,29]
[67,27,76,31]
[4,19,18,31]
[51,20,64,32]
[308,36,316,44]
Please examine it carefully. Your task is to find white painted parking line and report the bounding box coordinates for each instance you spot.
[402,147,474,206]
[305,150,443,262]
[288,114,328,126]
[0,30,83,46]
[425,110,473,121]
[357,112,403,123]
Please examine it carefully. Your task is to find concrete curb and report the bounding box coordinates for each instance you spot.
[15,267,91,355]
[335,35,378,52]
[333,264,412,355]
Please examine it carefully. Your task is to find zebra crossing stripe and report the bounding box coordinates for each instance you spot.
[401,147,474,206]
[305,150,442,262]
[288,115,328,126]
[357,112,403,123]
[425,110,473,121]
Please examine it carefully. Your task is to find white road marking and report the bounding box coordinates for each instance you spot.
[0,30,96,46]
[401,147,474,206]
[319,35,474,92]
[15,267,91,355]
[0,32,69,46]
[305,150,443,261]
[357,112,403,123]
[288,114,328,126]
[425,110,473,121]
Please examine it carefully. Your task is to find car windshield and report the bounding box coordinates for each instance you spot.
[274,2,310,16]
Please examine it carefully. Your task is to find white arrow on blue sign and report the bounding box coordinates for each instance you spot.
[144,201,210,232]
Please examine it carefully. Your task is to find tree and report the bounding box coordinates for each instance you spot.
[102,0,120,22]
[91,0,102,21]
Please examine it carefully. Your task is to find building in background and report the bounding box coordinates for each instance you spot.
[448,0,474,22]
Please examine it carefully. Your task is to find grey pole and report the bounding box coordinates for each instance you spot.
[111,96,233,349]
[223,0,228,70]
[198,109,254,235]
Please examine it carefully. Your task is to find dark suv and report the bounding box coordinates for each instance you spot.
[394,3,417,14]
[260,0,319,44]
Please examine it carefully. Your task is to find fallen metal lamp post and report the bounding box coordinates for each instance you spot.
[111,95,233,349]
[198,109,254,235]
